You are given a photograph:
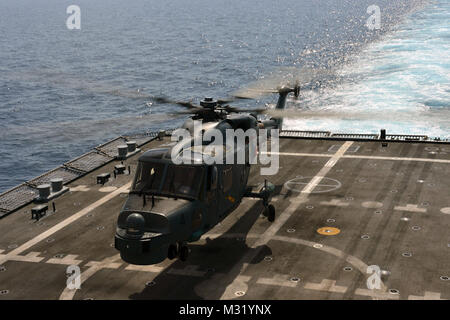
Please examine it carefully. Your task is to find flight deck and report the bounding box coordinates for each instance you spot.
[0,131,449,300]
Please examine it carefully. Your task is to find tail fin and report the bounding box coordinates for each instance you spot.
[273,85,300,130]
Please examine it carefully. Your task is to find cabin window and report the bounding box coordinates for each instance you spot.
[223,166,233,192]
[207,166,218,191]
[160,165,203,198]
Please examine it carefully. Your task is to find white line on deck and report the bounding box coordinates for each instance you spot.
[0,251,46,263]
[263,152,332,158]
[219,142,363,300]
[262,151,450,164]
[0,182,131,265]
[236,275,251,283]
[256,274,298,288]
[394,204,427,213]
[304,279,347,293]
[125,264,165,273]
[320,199,350,207]
[46,254,83,266]
[343,154,450,164]
[59,254,122,300]
[70,185,90,192]
[325,159,337,168]
[408,291,445,300]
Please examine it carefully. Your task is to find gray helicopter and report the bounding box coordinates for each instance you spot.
[114,85,300,265]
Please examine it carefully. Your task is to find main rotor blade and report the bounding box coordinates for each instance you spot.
[233,66,336,99]
[170,108,207,115]
[151,96,201,109]
[233,88,278,100]
[217,97,239,105]
[219,105,268,114]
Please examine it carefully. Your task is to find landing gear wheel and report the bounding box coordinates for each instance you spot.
[168,244,178,260]
[179,245,189,261]
[267,204,275,222]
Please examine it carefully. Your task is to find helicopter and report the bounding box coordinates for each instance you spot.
[114,84,300,265]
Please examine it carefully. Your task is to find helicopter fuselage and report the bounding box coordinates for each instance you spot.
[115,149,251,265]
[115,90,294,265]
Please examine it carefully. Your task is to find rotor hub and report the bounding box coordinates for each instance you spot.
[200,97,217,109]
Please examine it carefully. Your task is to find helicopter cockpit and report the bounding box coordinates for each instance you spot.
[131,161,204,200]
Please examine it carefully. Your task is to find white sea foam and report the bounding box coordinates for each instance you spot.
[284,0,450,139]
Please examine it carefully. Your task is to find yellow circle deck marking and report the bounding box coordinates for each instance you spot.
[317,227,340,236]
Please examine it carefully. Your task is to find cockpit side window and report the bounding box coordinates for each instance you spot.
[161,165,202,198]
[132,162,165,192]
[132,161,204,199]
[132,163,143,190]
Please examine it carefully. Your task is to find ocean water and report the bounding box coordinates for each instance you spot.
[284,0,450,136]
[0,0,447,192]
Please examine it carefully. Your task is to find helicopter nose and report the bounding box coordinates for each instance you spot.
[126,213,145,235]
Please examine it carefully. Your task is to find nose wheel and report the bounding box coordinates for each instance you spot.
[179,245,190,261]
[168,242,190,261]
[265,204,275,222]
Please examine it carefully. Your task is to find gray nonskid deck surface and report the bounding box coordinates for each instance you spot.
[0,137,449,300]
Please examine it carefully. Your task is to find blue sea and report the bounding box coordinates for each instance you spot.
[0,0,448,192]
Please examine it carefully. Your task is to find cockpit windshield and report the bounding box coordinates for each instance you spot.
[132,161,203,199]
